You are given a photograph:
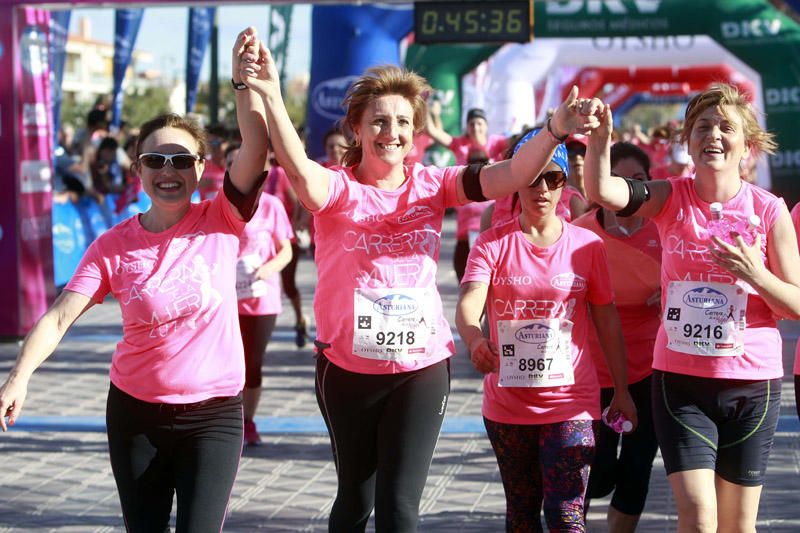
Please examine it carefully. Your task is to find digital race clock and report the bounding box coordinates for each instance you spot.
[414,1,532,44]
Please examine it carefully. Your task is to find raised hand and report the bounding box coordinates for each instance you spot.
[551,86,605,138]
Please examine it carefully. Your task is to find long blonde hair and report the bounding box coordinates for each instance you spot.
[340,65,430,167]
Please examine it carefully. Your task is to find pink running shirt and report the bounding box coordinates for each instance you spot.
[311,163,463,374]
[651,177,784,379]
[573,209,662,388]
[462,219,614,425]
[65,193,246,403]
[455,200,493,240]
[792,202,800,375]
[448,134,508,166]
[237,192,294,316]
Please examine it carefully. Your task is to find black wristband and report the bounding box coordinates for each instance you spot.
[462,163,488,202]
[231,78,248,91]
[616,177,650,217]
[547,117,568,143]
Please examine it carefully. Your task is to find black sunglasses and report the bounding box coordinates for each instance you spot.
[138,153,200,170]
[529,170,567,191]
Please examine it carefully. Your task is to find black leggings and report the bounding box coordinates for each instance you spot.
[315,356,450,532]
[795,374,800,421]
[280,242,301,300]
[586,376,659,515]
[106,383,243,533]
[239,314,277,388]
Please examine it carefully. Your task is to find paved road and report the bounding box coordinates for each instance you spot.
[1,214,798,532]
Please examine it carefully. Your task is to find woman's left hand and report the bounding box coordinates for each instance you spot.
[710,234,766,284]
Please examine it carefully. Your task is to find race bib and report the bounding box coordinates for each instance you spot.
[497,318,575,388]
[235,254,267,300]
[352,288,435,361]
[664,281,747,356]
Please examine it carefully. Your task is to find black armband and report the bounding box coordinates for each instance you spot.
[223,170,269,222]
[462,163,488,202]
[616,177,650,217]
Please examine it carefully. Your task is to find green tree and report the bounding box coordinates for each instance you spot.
[122,86,172,130]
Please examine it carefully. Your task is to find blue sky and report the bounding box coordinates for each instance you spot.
[69,4,312,81]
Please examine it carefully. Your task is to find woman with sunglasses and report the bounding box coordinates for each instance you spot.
[584,84,800,532]
[573,142,661,532]
[456,129,637,532]
[0,28,269,531]
[238,30,602,530]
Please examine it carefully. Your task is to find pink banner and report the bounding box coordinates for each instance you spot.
[0,6,54,337]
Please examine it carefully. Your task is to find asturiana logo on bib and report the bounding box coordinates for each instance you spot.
[682,287,727,309]
[373,294,418,316]
[398,205,434,224]
[514,323,555,345]
[550,273,587,292]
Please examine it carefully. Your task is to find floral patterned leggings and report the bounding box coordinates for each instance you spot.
[484,418,595,533]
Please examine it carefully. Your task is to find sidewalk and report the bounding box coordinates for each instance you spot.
[1,214,798,532]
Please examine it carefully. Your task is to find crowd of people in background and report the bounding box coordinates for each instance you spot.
[4,25,800,533]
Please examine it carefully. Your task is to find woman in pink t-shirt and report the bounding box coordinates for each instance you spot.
[0,29,271,531]
[456,129,636,531]
[240,32,603,530]
[584,84,800,532]
[574,142,661,533]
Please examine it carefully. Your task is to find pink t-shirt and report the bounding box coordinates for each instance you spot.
[462,219,614,425]
[65,194,247,403]
[650,165,693,181]
[455,201,493,240]
[266,165,295,222]
[791,202,800,375]
[311,163,464,374]
[556,186,586,223]
[237,193,294,316]
[652,177,784,379]
[448,134,508,166]
[573,209,662,388]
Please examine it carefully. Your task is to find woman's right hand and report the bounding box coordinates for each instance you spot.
[469,336,499,374]
[233,28,279,98]
[0,375,29,432]
[551,86,604,138]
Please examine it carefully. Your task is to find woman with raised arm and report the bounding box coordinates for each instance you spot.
[584,84,800,533]
[0,28,269,532]
[239,31,601,531]
[456,129,637,532]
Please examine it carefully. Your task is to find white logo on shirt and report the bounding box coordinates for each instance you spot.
[550,273,587,292]
[494,298,576,320]
[397,206,434,224]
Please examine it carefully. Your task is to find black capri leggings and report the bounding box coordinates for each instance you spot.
[239,314,277,388]
[315,355,450,532]
[106,383,243,533]
[586,375,659,515]
[280,242,301,300]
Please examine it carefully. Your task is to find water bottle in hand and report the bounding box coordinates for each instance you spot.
[732,214,761,247]
[602,406,633,433]
[707,202,734,245]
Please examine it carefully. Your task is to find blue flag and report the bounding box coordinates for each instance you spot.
[49,10,71,148]
[111,8,144,130]
[186,7,215,114]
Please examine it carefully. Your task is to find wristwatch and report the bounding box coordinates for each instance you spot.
[231,78,248,91]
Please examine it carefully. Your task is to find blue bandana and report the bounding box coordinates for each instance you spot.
[512,128,569,177]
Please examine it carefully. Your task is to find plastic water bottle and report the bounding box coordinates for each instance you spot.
[733,214,761,247]
[602,406,633,433]
[707,202,734,245]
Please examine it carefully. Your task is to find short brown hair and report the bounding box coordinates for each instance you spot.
[136,113,208,159]
[680,84,777,156]
[341,65,431,166]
